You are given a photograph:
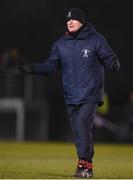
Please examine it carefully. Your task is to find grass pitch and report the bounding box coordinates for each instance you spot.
[0,142,132,179]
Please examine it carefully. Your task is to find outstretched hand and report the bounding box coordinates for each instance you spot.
[18,58,33,73]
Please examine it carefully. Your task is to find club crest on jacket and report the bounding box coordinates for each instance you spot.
[82,49,91,58]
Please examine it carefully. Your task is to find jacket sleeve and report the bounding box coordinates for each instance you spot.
[96,34,120,71]
[31,43,60,75]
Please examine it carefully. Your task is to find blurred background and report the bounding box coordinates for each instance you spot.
[0,0,132,143]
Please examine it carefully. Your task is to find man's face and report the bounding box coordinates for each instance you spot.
[67,19,83,33]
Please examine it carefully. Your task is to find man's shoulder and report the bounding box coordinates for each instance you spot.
[53,35,66,47]
[87,31,105,41]
[85,31,106,47]
[92,32,106,42]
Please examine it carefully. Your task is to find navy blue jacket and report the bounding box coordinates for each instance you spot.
[32,23,120,105]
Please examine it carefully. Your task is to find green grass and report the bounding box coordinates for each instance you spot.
[0,142,132,179]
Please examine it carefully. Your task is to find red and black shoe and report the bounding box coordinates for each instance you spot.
[75,160,94,178]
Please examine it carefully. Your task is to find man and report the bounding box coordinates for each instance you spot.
[19,7,120,178]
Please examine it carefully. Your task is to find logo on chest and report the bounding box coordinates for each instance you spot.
[82,49,91,58]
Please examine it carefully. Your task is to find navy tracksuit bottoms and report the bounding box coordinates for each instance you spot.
[66,103,97,163]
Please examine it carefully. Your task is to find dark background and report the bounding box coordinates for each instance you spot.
[0,0,132,142]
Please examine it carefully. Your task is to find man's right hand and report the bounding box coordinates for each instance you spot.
[18,58,33,73]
